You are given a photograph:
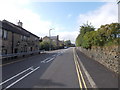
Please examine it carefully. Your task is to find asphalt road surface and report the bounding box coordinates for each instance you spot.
[0,47,118,89]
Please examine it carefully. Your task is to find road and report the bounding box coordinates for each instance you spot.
[0,47,118,89]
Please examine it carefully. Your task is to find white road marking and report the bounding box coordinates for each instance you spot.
[4,66,40,89]
[0,66,33,85]
[46,57,55,63]
[41,57,50,63]
[75,50,97,88]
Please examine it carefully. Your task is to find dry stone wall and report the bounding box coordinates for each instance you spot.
[78,46,119,74]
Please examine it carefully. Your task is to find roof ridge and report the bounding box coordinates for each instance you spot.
[2,20,39,38]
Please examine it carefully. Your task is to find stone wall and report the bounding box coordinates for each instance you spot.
[78,46,119,74]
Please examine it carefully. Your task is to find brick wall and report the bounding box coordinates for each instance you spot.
[78,46,119,74]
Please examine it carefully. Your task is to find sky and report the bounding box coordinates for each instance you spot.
[0,0,118,43]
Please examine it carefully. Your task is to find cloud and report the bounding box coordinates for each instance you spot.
[0,0,78,43]
[1,1,117,44]
[77,2,118,29]
[58,31,79,43]
[0,0,52,37]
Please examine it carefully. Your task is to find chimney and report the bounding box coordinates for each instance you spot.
[17,20,23,27]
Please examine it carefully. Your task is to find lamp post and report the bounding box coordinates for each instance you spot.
[49,28,54,51]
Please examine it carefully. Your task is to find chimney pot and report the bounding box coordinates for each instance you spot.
[18,20,23,27]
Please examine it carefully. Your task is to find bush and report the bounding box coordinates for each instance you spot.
[76,23,120,49]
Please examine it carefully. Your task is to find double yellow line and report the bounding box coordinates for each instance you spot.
[73,48,87,90]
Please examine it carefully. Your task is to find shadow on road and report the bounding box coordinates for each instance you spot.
[33,79,65,88]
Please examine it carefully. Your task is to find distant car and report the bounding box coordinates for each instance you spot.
[64,46,68,49]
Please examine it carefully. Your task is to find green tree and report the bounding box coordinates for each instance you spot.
[75,22,95,47]
[39,41,50,51]
[64,40,71,47]
[80,22,95,35]
[75,22,120,48]
[82,31,97,49]
[76,34,83,46]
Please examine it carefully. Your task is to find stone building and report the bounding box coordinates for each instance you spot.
[43,35,64,49]
[43,35,59,46]
[0,20,40,55]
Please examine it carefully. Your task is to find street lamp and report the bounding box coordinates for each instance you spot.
[49,28,54,51]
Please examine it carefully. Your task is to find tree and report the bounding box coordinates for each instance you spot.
[39,41,50,51]
[80,22,95,35]
[76,34,83,46]
[75,22,120,48]
[64,40,71,47]
[75,22,95,47]
[82,31,97,49]
[96,23,120,46]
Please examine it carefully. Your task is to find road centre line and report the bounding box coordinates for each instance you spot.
[75,48,97,88]
[0,66,33,85]
[4,66,40,89]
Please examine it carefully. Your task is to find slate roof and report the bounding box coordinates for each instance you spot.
[50,36,58,40]
[43,36,59,40]
[2,20,39,38]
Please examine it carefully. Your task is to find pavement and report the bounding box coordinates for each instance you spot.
[0,47,119,89]
[76,48,118,88]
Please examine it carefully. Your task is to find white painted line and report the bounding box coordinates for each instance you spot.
[4,66,40,89]
[46,57,55,63]
[75,50,97,88]
[41,57,50,63]
[0,67,32,85]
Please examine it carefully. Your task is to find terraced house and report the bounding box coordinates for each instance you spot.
[0,20,40,55]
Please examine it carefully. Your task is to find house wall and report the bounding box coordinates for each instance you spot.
[43,37,50,42]
[2,30,12,54]
[29,35,39,51]
[1,23,39,55]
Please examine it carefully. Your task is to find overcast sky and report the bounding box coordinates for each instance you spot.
[0,0,118,43]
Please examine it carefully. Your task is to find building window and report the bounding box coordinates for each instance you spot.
[24,36,27,41]
[2,49,7,54]
[35,37,38,41]
[21,35,24,41]
[2,30,8,40]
